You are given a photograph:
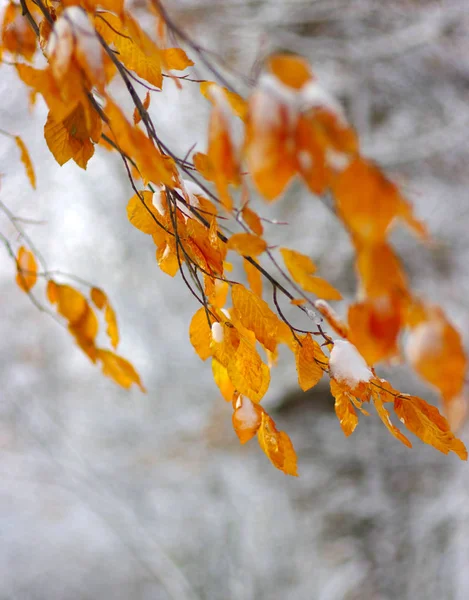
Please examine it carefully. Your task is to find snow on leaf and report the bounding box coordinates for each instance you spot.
[257,410,298,476]
[394,395,467,460]
[15,246,37,292]
[232,395,263,444]
[294,333,325,391]
[329,339,372,389]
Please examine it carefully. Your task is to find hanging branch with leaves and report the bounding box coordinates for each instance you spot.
[1,0,467,476]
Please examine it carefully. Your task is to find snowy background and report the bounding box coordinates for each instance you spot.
[1,0,469,598]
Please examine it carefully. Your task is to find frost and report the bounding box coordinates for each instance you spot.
[211,322,224,343]
[329,340,372,388]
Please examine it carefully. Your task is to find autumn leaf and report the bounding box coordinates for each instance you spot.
[90,287,107,310]
[227,233,267,257]
[330,379,359,437]
[161,47,194,71]
[134,91,151,125]
[127,191,164,235]
[294,333,325,391]
[243,258,263,298]
[267,54,312,90]
[15,246,37,292]
[371,387,412,448]
[257,410,298,476]
[200,81,247,121]
[15,136,36,188]
[231,284,280,352]
[97,348,145,391]
[241,205,264,236]
[227,337,271,403]
[232,395,263,443]
[105,303,119,349]
[394,395,467,460]
[280,247,341,300]
[189,307,214,360]
[212,358,236,402]
[50,284,87,324]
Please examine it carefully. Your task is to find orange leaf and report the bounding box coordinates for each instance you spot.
[231,284,279,352]
[241,205,264,236]
[280,247,341,299]
[200,81,247,121]
[15,136,36,189]
[394,395,467,460]
[189,307,213,361]
[53,284,87,324]
[372,389,412,448]
[156,240,180,277]
[212,358,236,402]
[105,303,119,349]
[267,54,312,90]
[232,395,263,443]
[330,381,359,437]
[46,279,58,304]
[127,191,164,235]
[90,287,107,310]
[44,104,95,169]
[68,303,99,362]
[97,348,145,391]
[227,338,270,403]
[257,411,298,476]
[405,306,467,402]
[193,152,215,182]
[243,258,263,298]
[15,246,37,292]
[294,333,325,391]
[161,47,194,71]
[227,233,267,257]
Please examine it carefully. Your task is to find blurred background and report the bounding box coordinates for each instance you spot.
[1,0,469,598]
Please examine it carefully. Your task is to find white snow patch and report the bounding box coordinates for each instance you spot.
[329,340,372,388]
[405,320,443,366]
[211,322,224,344]
[300,80,347,122]
[152,191,166,215]
[326,149,351,172]
[298,150,313,171]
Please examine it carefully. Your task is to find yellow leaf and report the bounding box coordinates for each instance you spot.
[105,303,119,349]
[372,389,412,448]
[68,303,99,362]
[126,191,163,235]
[243,258,263,298]
[161,47,194,71]
[15,246,37,292]
[231,283,279,352]
[227,233,267,257]
[267,54,312,90]
[193,152,215,182]
[232,395,263,443]
[294,333,325,391]
[227,338,270,403]
[44,104,95,169]
[189,307,213,361]
[97,348,145,391]
[15,136,36,189]
[212,358,236,402]
[54,284,87,324]
[90,287,107,310]
[156,240,180,277]
[46,280,58,304]
[257,411,298,476]
[330,380,359,437]
[394,395,467,460]
[200,81,247,121]
[280,247,341,299]
[241,205,264,236]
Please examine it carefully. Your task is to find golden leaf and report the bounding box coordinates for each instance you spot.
[126,191,163,235]
[156,240,180,277]
[133,91,150,125]
[161,47,194,71]
[232,395,263,443]
[15,246,37,292]
[241,205,264,236]
[1,2,37,61]
[280,247,342,299]
[90,287,107,310]
[68,303,99,362]
[294,333,325,391]
[200,81,247,121]
[227,233,267,257]
[267,54,312,90]
[189,307,213,361]
[231,284,279,352]
[54,284,88,324]
[105,303,119,349]
[257,411,298,476]
[46,280,58,304]
[372,388,412,448]
[15,136,36,189]
[243,258,263,298]
[44,104,95,169]
[394,395,467,460]
[227,338,270,403]
[193,152,215,182]
[97,348,145,391]
[212,358,236,402]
